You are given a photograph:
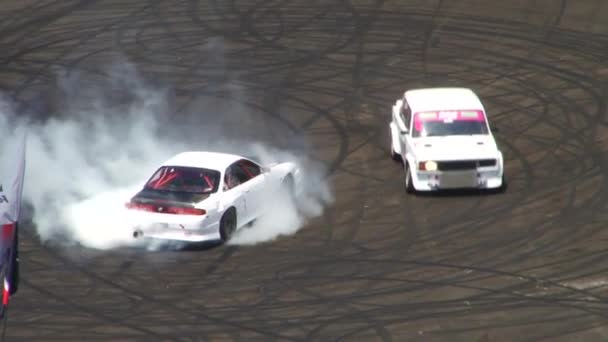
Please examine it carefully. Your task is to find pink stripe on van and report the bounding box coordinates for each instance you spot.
[414,110,485,131]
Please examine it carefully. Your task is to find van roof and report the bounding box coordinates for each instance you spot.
[404,88,485,113]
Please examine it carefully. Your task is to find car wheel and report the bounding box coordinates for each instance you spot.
[281,175,296,201]
[496,174,507,194]
[405,163,415,194]
[390,129,401,162]
[391,147,401,162]
[219,209,237,243]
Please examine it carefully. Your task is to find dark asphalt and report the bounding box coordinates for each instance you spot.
[2,1,608,341]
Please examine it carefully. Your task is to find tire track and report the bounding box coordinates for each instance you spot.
[3,1,608,341]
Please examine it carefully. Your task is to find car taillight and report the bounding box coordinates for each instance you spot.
[167,207,206,215]
[125,202,156,212]
[2,278,9,306]
[125,202,206,215]
[418,162,426,171]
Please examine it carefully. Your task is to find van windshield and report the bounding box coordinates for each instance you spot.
[413,110,489,137]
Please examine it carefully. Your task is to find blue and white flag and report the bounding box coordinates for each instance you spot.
[0,131,26,225]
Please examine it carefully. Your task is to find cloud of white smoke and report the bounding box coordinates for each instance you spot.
[228,144,332,246]
[0,58,332,250]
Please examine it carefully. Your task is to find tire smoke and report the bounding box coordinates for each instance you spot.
[229,145,332,246]
[0,61,332,250]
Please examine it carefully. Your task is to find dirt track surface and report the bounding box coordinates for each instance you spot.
[3,1,608,341]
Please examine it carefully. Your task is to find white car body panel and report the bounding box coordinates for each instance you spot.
[127,151,297,242]
[390,88,504,192]
[410,135,499,161]
[127,206,222,242]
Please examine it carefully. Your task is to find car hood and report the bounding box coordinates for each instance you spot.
[411,135,500,161]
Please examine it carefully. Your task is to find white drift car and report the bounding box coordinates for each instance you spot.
[389,87,504,193]
[126,151,299,243]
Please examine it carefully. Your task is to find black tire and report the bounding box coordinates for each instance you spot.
[282,175,301,214]
[219,208,237,243]
[390,130,401,162]
[281,175,296,201]
[391,148,401,162]
[495,175,507,194]
[405,163,415,194]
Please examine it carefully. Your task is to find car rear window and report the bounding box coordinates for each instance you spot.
[144,166,220,194]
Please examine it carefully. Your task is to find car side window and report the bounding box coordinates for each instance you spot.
[400,100,411,131]
[224,163,252,190]
[239,159,262,178]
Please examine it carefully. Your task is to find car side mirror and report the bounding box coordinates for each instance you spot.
[400,127,409,135]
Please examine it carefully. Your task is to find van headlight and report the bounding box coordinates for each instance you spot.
[418,161,438,171]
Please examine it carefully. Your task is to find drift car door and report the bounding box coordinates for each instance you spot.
[223,161,262,225]
[222,164,248,227]
[236,159,266,218]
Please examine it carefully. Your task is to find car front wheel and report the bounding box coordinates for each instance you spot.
[494,174,507,194]
[390,127,401,162]
[405,164,415,194]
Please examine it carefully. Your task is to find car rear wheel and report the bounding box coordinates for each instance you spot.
[219,209,237,243]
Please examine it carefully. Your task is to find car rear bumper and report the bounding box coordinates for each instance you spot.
[128,211,221,243]
[132,227,221,242]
